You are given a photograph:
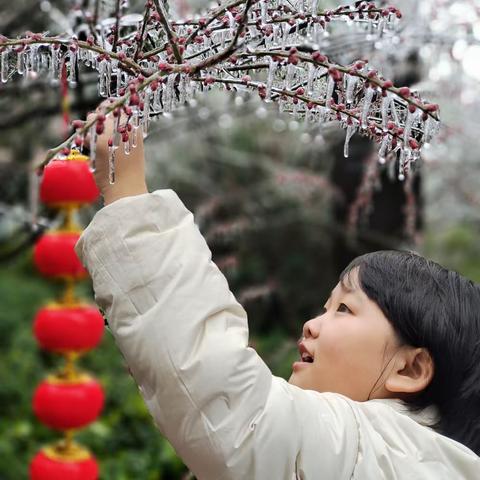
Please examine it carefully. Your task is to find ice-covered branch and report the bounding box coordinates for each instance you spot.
[0,0,440,182]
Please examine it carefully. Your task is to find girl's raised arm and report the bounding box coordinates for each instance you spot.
[74,113,358,479]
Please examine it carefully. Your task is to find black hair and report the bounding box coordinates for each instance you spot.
[340,250,480,456]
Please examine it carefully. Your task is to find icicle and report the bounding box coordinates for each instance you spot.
[377,18,386,38]
[1,49,9,83]
[422,115,439,145]
[123,135,131,155]
[142,91,151,137]
[40,49,49,72]
[311,0,319,17]
[298,0,305,16]
[361,87,375,128]
[179,74,188,104]
[226,10,236,36]
[49,46,60,84]
[17,50,25,75]
[115,70,122,97]
[312,22,321,44]
[260,0,268,25]
[381,94,391,131]
[98,60,108,97]
[403,108,419,143]
[89,126,97,172]
[284,63,295,90]
[345,74,358,105]
[167,74,176,110]
[67,48,77,87]
[220,30,227,49]
[131,108,140,147]
[105,61,112,97]
[318,105,327,123]
[292,100,299,118]
[265,57,277,101]
[324,75,335,108]
[162,74,176,112]
[398,148,407,181]
[29,45,39,72]
[152,84,163,112]
[343,124,357,158]
[108,144,116,184]
[282,24,290,48]
[272,24,281,47]
[307,63,315,95]
[113,116,121,148]
[378,135,391,163]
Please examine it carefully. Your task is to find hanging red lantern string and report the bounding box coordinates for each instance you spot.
[30,149,104,480]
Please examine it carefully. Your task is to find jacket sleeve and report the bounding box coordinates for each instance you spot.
[74,189,359,480]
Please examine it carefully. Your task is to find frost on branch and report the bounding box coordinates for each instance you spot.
[0,0,439,182]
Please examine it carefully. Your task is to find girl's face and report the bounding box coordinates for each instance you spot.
[288,268,401,401]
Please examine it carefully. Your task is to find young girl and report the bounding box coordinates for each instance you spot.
[75,113,480,478]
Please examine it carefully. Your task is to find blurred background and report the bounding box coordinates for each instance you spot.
[1,0,479,478]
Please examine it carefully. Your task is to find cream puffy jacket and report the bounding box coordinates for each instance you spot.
[74,189,480,479]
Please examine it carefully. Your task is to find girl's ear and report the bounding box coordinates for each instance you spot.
[384,347,434,395]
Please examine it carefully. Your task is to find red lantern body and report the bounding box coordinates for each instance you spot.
[33,376,104,430]
[30,451,98,480]
[33,232,87,279]
[40,153,99,207]
[33,304,104,353]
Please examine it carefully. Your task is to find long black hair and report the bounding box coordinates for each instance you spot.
[341,250,480,456]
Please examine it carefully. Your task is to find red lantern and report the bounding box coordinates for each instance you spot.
[33,376,104,430]
[33,232,87,280]
[30,449,98,480]
[40,151,99,207]
[33,304,104,353]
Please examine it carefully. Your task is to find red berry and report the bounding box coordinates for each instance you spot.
[399,87,410,97]
[408,104,417,114]
[129,93,140,105]
[312,51,327,63]
[288,54,299,65]
[204,75,215,85]
[408,138,419,150]
[425,103,438,112]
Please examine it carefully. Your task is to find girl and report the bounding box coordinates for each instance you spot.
[75,113,480,478]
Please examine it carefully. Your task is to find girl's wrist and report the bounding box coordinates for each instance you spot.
[102,182,149,206]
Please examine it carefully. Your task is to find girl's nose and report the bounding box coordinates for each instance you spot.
[302,317,320,339]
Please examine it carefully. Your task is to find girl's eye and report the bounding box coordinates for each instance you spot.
[337,303,352,314]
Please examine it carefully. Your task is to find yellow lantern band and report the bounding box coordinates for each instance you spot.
[42,439,92,462]
[66,149,89,163]
[46,371,93,385]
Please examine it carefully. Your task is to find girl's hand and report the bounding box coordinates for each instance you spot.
[86,103,148,206]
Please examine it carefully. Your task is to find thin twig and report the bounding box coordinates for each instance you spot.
[134,0,151,61]
[196,0,254,70]
[112,0,122,52]
[152,0,183,63]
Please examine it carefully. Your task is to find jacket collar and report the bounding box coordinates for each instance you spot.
[369,397,440,429]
